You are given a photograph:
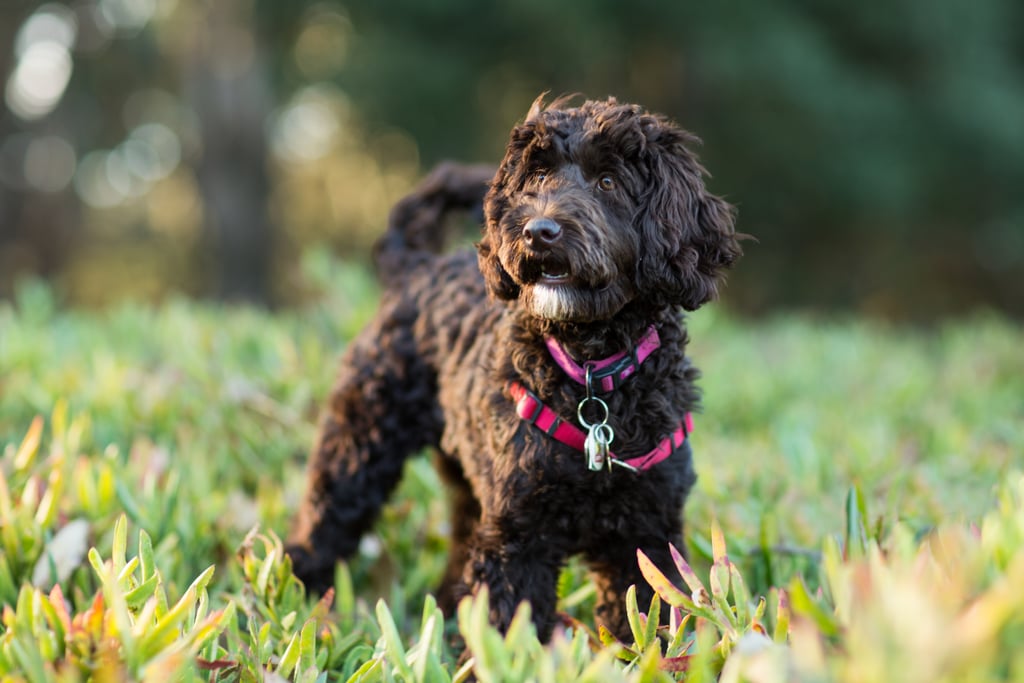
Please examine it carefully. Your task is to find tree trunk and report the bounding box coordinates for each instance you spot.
[185,0,274,305]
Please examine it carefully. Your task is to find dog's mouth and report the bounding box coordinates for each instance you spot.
[538,265,571,285]
[522,255,574,287]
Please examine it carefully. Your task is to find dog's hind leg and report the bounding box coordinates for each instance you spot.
[433,455,481,615]
[286,298,442,594]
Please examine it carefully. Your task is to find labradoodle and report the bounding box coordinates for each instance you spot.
[286,96,742,642]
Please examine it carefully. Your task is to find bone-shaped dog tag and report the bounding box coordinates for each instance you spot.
[584,423,614,471]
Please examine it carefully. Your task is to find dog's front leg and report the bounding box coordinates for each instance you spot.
[461,519,566,641]
[586,534,685,643]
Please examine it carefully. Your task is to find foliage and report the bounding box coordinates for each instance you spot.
[1,266,1023,680]
[1,514,233,681]
[2,1,1022,315]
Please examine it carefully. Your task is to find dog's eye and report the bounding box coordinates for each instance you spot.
[533,170,548,183]
[598,175,616,191]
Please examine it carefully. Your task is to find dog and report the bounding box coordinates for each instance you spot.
[286,95,742,642]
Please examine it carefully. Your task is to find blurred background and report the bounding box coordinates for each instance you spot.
[0,0,1021,319]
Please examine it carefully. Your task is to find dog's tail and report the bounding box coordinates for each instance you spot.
[373,162,495,288]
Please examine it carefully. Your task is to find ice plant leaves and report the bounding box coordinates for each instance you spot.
[636,547,699,613]
[0,515,235,680]
[630,524,793,677]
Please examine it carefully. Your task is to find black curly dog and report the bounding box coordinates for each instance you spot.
[287,96,742,642]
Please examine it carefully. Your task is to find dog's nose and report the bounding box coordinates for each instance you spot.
[523,218,562,248]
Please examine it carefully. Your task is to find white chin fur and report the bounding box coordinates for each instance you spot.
[528,284,576,320]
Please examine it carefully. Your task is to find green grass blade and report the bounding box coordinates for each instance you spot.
[845,485,869,560]
[787,576,838,639]
[625,584,645,648]
[375,599,414,680]
[643,591,661,649]
[298,617,317,677]
[276,631,302,678]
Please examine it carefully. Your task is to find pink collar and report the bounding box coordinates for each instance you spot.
[544,325,661,393]
[508,381,692,472]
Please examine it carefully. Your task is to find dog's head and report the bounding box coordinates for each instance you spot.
[478,96,741,322]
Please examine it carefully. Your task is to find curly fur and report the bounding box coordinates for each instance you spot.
[287,96,742,642]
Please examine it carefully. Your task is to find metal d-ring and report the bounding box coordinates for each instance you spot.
[577,395,610,429]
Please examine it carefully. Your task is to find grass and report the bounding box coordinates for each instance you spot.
[0,248,1022,681]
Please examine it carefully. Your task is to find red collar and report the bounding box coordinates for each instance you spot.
[508,381,692,472]
[508,325,690,472]
[544,325,661,393]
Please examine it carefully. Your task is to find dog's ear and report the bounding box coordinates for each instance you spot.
[476,104,546,301]
[476,232,520,300]
[525,92,547,122]
[637,127,742,311]
[476,138,525,301]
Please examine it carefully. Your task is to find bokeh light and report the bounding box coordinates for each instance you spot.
[97,0,158,34]
[125,123,182,182]
[6,4,76,121]
[74,150,123,208]
[24,136,77,193]
[293,5,352,80]
[14,3,77,56]
[270,86,345,164]
[70,118,183,210]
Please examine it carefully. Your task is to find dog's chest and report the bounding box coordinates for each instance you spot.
[496,446,685,549]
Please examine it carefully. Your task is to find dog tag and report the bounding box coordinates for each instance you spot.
[584,423,614,471]
[578,392,615,472]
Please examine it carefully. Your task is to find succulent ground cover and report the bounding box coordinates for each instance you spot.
[1,255,1021,681]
